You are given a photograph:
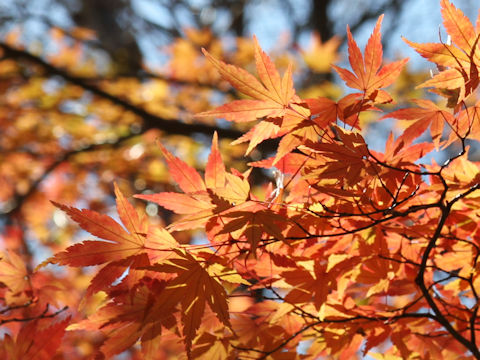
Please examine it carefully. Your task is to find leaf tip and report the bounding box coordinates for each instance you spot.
[113,181,120,194]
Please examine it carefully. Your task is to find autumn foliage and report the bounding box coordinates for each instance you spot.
[3,0,480,359]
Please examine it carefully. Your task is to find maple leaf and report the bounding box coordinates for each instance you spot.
[404,0,480,105]
[198,36,296,121]
[217,201,286,253]
[136,139,211,218]
[197,38,313,157]
[302,33,341,73]
[136,134,251,232]
[381,99,454,148]
[0,251,31,304]
[231,117,282,155]
[362,326,392,357]
[40,183,176,268]
[378,132,435,167]
[85,254,149,298]
[306,93,375,129]
[73,250,234,357]
[191,332,232,360]
[3,317,70,360]
[270,110,319,162]
[70,279,176,358]
[355,255,399,297]
[249,152,308,175]
[205,132,227,189]
[332,15,408,102]
[446,100,480,144]
[302,126,370,186]
[440,0,477,53]
[281,264,330,311]
[148,250,232,356]
[156,142,206,194]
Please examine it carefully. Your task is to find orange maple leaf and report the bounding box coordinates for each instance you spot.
[197,38,313,156]
[136,133,226,219]
[301,33,341,73]
[282,264,330,311]
[217,201,286,253]
[302,126,370,186]
[381,99,455,149]
[306,93,375,129]
[136,134,247,232]
[2,317,70,360]
[70,279,177,358]
[379,132,435,166]
[0,251,31,304]
[198,36,297,122]
[205,131,227,188]
[332,15,408,102]
[148,250,232,356]
[404,0,480,105]
[41,183,176,268]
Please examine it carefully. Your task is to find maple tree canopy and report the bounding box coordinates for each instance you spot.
[3,0,480,359]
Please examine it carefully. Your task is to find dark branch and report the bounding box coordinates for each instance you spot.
[0,304,68,325]
[0,42,244,140]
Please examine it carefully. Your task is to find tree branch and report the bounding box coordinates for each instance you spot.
[0,304,68,326]
[0,42,244,141]
[415,183,480,359]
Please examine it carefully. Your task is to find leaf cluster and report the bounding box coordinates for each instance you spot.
[3,1,480,359]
